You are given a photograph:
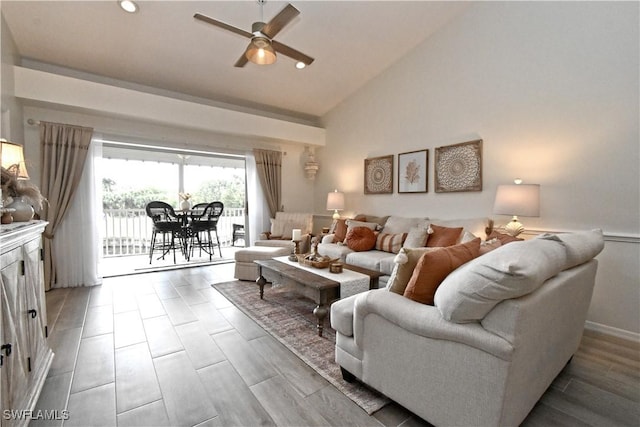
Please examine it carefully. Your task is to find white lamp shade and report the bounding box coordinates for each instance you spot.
[326,190,345,211]
[0,140,30,179]
[493,184,540,217]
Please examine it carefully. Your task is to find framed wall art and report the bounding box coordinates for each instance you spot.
[364,155,394,194]
[435,139,483,193]
[398,149,428,193]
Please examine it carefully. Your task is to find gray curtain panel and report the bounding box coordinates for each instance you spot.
[253,149,282,218]
[39,121,93,290]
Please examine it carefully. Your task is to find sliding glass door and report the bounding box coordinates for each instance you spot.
[100,143,246,259]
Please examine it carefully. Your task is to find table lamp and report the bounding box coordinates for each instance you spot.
[326,189,344,220]
[493,180,540,237]
[1,140,30,179]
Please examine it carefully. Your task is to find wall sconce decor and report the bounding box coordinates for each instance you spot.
[304,147,319,180]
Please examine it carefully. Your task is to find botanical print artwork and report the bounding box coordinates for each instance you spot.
[364,155,394,194]
[435,140,482,193]
[405,161,419,184]
[398,150,428,193]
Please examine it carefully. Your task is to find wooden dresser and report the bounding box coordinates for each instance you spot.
[0,221,53,427]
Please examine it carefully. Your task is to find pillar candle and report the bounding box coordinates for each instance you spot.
[292,229,302,241]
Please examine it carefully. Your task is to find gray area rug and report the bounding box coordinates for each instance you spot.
[212,280,390,415]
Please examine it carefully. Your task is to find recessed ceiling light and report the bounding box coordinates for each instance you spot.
[295,62,306,70]
[119,0,138,13]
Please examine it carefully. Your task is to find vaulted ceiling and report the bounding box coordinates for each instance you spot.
[2,1,470,120]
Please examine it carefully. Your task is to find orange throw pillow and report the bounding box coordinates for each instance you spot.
[333,219,348,243]
[404,238,481,305]
[426,224,463,247]
[345,226,377,252]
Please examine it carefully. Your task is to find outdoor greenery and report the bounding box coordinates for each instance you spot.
[102,172,246,210]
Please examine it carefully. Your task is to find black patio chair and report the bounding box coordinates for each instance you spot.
[145,201,187,264]
[188,201,224,260]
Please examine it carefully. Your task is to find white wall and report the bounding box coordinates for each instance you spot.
[317,2,639,337]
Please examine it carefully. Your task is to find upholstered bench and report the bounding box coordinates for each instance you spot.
[234,246,292,281]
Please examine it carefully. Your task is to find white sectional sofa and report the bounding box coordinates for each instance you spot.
[330,229,604,426]
[317,215,492,286]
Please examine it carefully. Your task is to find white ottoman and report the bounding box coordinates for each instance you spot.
[234,246,292,281]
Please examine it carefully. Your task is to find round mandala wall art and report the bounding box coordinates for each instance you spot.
[435,140,483,193]
[364,155,394,194]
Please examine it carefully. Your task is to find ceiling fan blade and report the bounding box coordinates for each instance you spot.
[194,13,253,38]
[262,4,300,39]
[234,53,249,68]
[272,40,314,66]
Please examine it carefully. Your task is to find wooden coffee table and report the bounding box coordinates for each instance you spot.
[254,259,382,337]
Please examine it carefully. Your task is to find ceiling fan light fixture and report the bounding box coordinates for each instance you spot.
[245,37,276,65]
[118,0,138,13]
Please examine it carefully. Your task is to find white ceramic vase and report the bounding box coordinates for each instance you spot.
[6,196,35,222]
[180,200,191,211]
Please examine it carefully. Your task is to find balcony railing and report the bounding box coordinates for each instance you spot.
[102,207,245,257]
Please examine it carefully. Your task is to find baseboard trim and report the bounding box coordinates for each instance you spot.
[585,320,640,343]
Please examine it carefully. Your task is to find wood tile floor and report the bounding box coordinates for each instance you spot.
[33,263,640,427]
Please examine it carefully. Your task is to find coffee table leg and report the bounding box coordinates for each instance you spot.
[313,304,328,337]
[256,275,266,300]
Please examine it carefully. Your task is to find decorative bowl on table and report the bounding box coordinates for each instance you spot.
[297,253,338,269]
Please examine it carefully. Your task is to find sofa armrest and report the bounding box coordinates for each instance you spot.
[330,294,359,337]
[353,290,513,361]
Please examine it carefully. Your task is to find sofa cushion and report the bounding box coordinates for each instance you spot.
[403,226,431,248]
[434,237,568,323]
[346,219,381,231]
[379,255,398,275]
[346,250,393,273]
[375,232,407,254]
[404,239,481,305]
[545,229,604,269]
[426,224,463,247]
[274,211,313,235]
[254,239,294,249]
[345,227,377,251]
[269,218,291,237]
[382,216,430,235]
[353,214,389,227]
[317,243,353,262]
[386,247,442,295]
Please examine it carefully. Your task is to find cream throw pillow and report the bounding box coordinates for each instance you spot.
[403,226,431,248]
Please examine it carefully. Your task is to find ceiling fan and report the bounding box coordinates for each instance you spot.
[194,1,314,69]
